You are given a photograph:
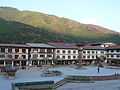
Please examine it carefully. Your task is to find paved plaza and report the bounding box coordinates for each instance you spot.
[57,80,120,90]
[0,66,120,90]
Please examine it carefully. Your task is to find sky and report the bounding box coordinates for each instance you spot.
[0,0,120,32]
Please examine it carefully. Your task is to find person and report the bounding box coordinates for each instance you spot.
[97,66,100,73]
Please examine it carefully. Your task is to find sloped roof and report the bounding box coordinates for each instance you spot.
[0,44,29,48]
[26,43,55,48]
[48,42,78,49]
[106,45,120,49]
[82,45,105,50]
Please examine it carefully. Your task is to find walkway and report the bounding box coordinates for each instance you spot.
[57,80,120,90]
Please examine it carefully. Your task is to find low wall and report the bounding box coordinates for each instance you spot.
[65,75,120,81]
[89,75,120,81]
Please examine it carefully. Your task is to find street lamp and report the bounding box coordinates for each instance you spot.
[96,55,105,73]
[78,48,83,66]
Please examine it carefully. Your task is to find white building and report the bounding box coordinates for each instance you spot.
[0,44,29,67]
[48,42,79,65]
[0,42,119,67]
[26,43,55,66]
[106,45,120,65]
[81,45,106,64]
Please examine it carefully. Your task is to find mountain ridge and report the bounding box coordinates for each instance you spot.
[0,7,120,43]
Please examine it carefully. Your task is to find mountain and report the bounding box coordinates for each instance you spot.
[0,7,120,43]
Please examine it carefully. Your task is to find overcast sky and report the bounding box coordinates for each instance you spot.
[0,0,120,32]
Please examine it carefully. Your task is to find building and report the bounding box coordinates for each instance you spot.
[101,42,116,47]
[48,42,79,65]
[0,44,29,67]
[106,45,120,65]
[81,45,106,64]
[0,42,119,68]
[26,43,55,66]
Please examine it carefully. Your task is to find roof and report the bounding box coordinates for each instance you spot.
[26,43,55,48]
[0,44,29,48]
[82,45,105,50]
[48,42,78,49]
[106,45,120,49]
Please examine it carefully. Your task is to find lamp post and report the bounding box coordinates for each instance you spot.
[96,56,101,73]
[96,55,105,73]
[78,47,83,67]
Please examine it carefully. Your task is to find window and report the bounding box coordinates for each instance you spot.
[107,50,109,53]
[40,55,45,58]
[40,49,45,53]
[87,51,90,53]
[0,60,4,64]
[92,51,94,54]
[33,49,38,52]
[68,50,71,53]
[0,55,5,58]
[117,55,119,58]
[7,55,12,59]
[111,50,114,52]
[87,56,90,59]
[111,55,113,57]
[15,55,19,59]
[73,50,76,53]
[63,50,65,53]
[56,55,60,59]
[57,50,60,53]
[22,55,26,59]
[15,48,19,53]
[47,49,53,53]
[62,56,65,59]
[68,56,71,59]
[73,56,76,59]
[47,55,52,57]
[8,48,12,53]
[33,54,38,59]
[83,56,86,58]
[116,50,119,52]
[1,48,5,53]
[92,56,94,59]
[101,51,104,53]
[83,51,86,53]
[22,49,26,53]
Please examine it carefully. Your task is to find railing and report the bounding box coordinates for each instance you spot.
[55,75,120,88]
[54,79,67,88]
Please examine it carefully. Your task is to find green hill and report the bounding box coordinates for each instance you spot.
[0,7,120,43]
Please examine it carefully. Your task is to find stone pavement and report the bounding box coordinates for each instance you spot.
[57,80,120,90]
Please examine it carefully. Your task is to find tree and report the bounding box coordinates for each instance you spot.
[96,56,105,73]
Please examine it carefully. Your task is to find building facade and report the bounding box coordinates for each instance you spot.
[26,43,55,66]
[48,42,79,65]
[81,46,106,64]
[106,46,120,65]
[0,42,119,67]
[0,44,29,67]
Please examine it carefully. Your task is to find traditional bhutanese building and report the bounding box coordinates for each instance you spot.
[106,45,120,65]
[48,42,79,65]
[0,44,29,67]
[0,42,119,68]
[81,45,106,65]
[26,43,55,66]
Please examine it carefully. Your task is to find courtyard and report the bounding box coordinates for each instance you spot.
[0,65,120,90]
